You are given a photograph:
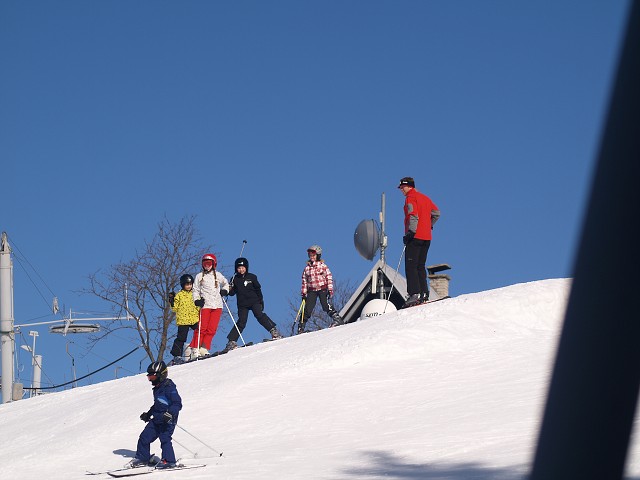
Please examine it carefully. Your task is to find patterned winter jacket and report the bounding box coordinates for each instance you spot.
[149,378,182,425]
[171,289,200,326]
[192,269,230,310]
[301,260,334,296]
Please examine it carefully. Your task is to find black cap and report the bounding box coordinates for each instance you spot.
[398,176,415,188]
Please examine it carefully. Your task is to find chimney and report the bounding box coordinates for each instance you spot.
[427,264,452,299]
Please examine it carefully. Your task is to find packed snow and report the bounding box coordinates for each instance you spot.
[2,278,640,479]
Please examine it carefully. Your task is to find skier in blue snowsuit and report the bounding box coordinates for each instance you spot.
[132,361,182,469]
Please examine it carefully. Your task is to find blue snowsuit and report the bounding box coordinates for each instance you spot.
[136,378,182,463]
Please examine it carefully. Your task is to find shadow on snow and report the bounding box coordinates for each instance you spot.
[342,451,640,480]
[342,450,526,480]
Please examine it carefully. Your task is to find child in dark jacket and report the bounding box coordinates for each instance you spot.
[132,361,182,470]
[224,257,283,351]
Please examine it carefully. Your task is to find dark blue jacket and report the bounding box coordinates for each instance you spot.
[229,272,264,308]
[150,378,182,424]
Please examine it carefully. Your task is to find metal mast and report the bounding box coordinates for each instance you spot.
[378,193,388,298]
[1,232,15,403]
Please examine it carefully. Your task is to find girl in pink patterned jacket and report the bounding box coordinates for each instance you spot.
[298,245,343,334]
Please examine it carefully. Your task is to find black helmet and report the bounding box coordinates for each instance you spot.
[146,361,168,385]
[235,257,249,271]
[179,274,194,288]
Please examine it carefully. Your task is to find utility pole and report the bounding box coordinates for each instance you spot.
[378,193,388,299]
[1,232,15,403]
[28,331,39,398]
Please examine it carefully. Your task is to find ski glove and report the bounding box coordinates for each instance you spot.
[194,298,205,308]
[301,293,306,299]
[140,411,152,422]
[167,291,175,307]
[403,231,415,245]
[220,289,228,297]
[162,412,173,424]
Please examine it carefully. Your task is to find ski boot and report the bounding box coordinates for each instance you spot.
[402,294,421,308]
[155,460,177,470]
[130,455,159,468]
[330,313,344,327]
[269,327,283,339]
[129,458,148,468]
[171,355,186,365]
[223,340,238,352]
[297,321,307,335]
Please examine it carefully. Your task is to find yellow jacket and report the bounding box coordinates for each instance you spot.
[171,289,200,326]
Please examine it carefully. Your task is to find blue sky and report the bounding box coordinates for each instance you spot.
[1,1,630,389]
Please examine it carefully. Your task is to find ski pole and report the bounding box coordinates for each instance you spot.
[384,245,406,313]
[294,298,305,324]
[222,296,247,346]
[173,437,199,458]
[194,278,203,356]
[293,298,305,334]
[196,307,202,355]
[239,239,247,256]
[175,423,223,457]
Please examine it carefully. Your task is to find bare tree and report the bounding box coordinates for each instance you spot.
[83,215,212,362]
[285,279,356,335]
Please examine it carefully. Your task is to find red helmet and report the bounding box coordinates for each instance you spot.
[202,253,217,268]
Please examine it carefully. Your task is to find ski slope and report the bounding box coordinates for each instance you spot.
[2,278,640,479]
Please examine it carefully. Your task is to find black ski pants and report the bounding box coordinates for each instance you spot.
[228,303,276,342]
[170,323,199,357]
[405,239,431,296]
[302,289,337,322]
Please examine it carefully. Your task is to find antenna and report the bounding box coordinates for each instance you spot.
[380,192,388,266]
[353,193,390,299]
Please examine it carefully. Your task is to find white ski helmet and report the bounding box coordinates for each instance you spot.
[307,245,322,256]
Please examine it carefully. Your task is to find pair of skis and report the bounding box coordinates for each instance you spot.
[169,342,255,365]
[171,336,280,365]
[400,295,451,309]
[88,462,206,477]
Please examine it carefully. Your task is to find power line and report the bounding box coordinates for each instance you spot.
[26,345,142,391]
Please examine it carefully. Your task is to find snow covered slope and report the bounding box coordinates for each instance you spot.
[2,278,639,479]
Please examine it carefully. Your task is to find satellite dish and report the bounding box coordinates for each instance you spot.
[354,219,380,260]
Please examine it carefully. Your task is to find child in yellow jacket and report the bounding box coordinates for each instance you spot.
[168,274,200,363]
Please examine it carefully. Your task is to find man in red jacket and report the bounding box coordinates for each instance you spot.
[398,176,440,307]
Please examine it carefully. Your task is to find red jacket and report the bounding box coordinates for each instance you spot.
[403,188,440,241]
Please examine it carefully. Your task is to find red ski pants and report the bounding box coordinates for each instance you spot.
[189,308,222,350]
